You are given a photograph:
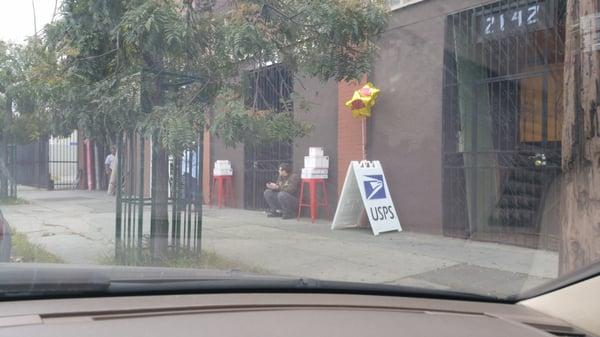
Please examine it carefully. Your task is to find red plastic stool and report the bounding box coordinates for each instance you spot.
[210,175,235,208]
[297,178,330,223]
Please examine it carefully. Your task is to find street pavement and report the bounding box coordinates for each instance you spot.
[1,186,559,297]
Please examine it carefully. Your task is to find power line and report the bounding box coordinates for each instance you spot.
[383,10,449,33]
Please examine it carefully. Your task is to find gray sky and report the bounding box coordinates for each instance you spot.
[0,0,60,43]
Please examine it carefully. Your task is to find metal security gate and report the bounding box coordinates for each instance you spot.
[15,137,50,189]
[243,64,294,210]
[13,133,79,190]
[49,132,79,190]
[442,0,566,249]
[244,142,293,210]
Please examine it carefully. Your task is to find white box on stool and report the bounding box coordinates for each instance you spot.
[304,156,329,169]
[213,168,233,176]
[302,168,328,175]
[301,168,328,179]
[308,147,324,157]
[302,172,328,178]
[214,160,232,170]
[302,174,328,179]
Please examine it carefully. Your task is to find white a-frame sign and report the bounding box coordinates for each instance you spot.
[332,161,402,236]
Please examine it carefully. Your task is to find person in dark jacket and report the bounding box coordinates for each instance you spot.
[264,163,300,219]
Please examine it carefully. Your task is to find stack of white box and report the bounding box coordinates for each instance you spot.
[213,160,233,176]
[302,147,329,179]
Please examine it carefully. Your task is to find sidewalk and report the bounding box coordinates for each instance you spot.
[1,186,558,297]
[2,186,117,264]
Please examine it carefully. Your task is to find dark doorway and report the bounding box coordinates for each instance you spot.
[442,0,566,250]
[16,136,50,189]
[243,64,294,210]
[14,132,80,190]
[244,143,293,210]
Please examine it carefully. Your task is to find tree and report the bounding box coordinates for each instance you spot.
[0,38,57,196]
[560,0,600,274]
[36,0,388,257]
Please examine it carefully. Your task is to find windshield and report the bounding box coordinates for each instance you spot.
[0,0,598,301]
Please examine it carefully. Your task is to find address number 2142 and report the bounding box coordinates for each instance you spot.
[484,5,541,35]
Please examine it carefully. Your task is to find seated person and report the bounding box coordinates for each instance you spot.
[263,163,300,220]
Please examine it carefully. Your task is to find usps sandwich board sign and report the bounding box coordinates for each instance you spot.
[332,161,402,236]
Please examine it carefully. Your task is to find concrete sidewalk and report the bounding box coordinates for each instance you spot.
[2,186,559,297]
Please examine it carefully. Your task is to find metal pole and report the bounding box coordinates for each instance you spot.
[149,134,158,258]
[171,155,178,252]
[94,142,101,190]
[196,134,203,254]
[137,136,145,260]
[115,134,123,262]
[362,117,367,160]
[86,139,94,190]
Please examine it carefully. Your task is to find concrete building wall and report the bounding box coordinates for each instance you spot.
[293,77,339,210]
[207,75,339,214]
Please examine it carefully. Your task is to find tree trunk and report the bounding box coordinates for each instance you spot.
[142,59,170,259]
[560,0,600,275]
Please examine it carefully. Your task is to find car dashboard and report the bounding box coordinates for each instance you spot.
[0,292,591,337]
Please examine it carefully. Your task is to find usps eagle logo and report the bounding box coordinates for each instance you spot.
[363,175,387,200]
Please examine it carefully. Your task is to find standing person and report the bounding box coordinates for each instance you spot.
[263,163,300,220]
[107,147,118,196]
[104,146,116,190]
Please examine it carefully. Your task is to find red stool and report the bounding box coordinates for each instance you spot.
[210,175,235,208]
[297,178,330,223]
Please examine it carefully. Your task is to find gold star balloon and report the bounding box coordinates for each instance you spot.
[345,82,380,117]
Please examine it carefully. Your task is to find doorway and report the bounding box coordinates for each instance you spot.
[442,0,566,249]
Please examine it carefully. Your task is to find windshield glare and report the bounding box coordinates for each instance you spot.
[0,0,599,300]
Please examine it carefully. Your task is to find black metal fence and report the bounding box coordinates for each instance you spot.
[12,133,80,191]
[115,131,203,263]
[442,0,566,249]
[15,137,50,189]
[243,64,294,210]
